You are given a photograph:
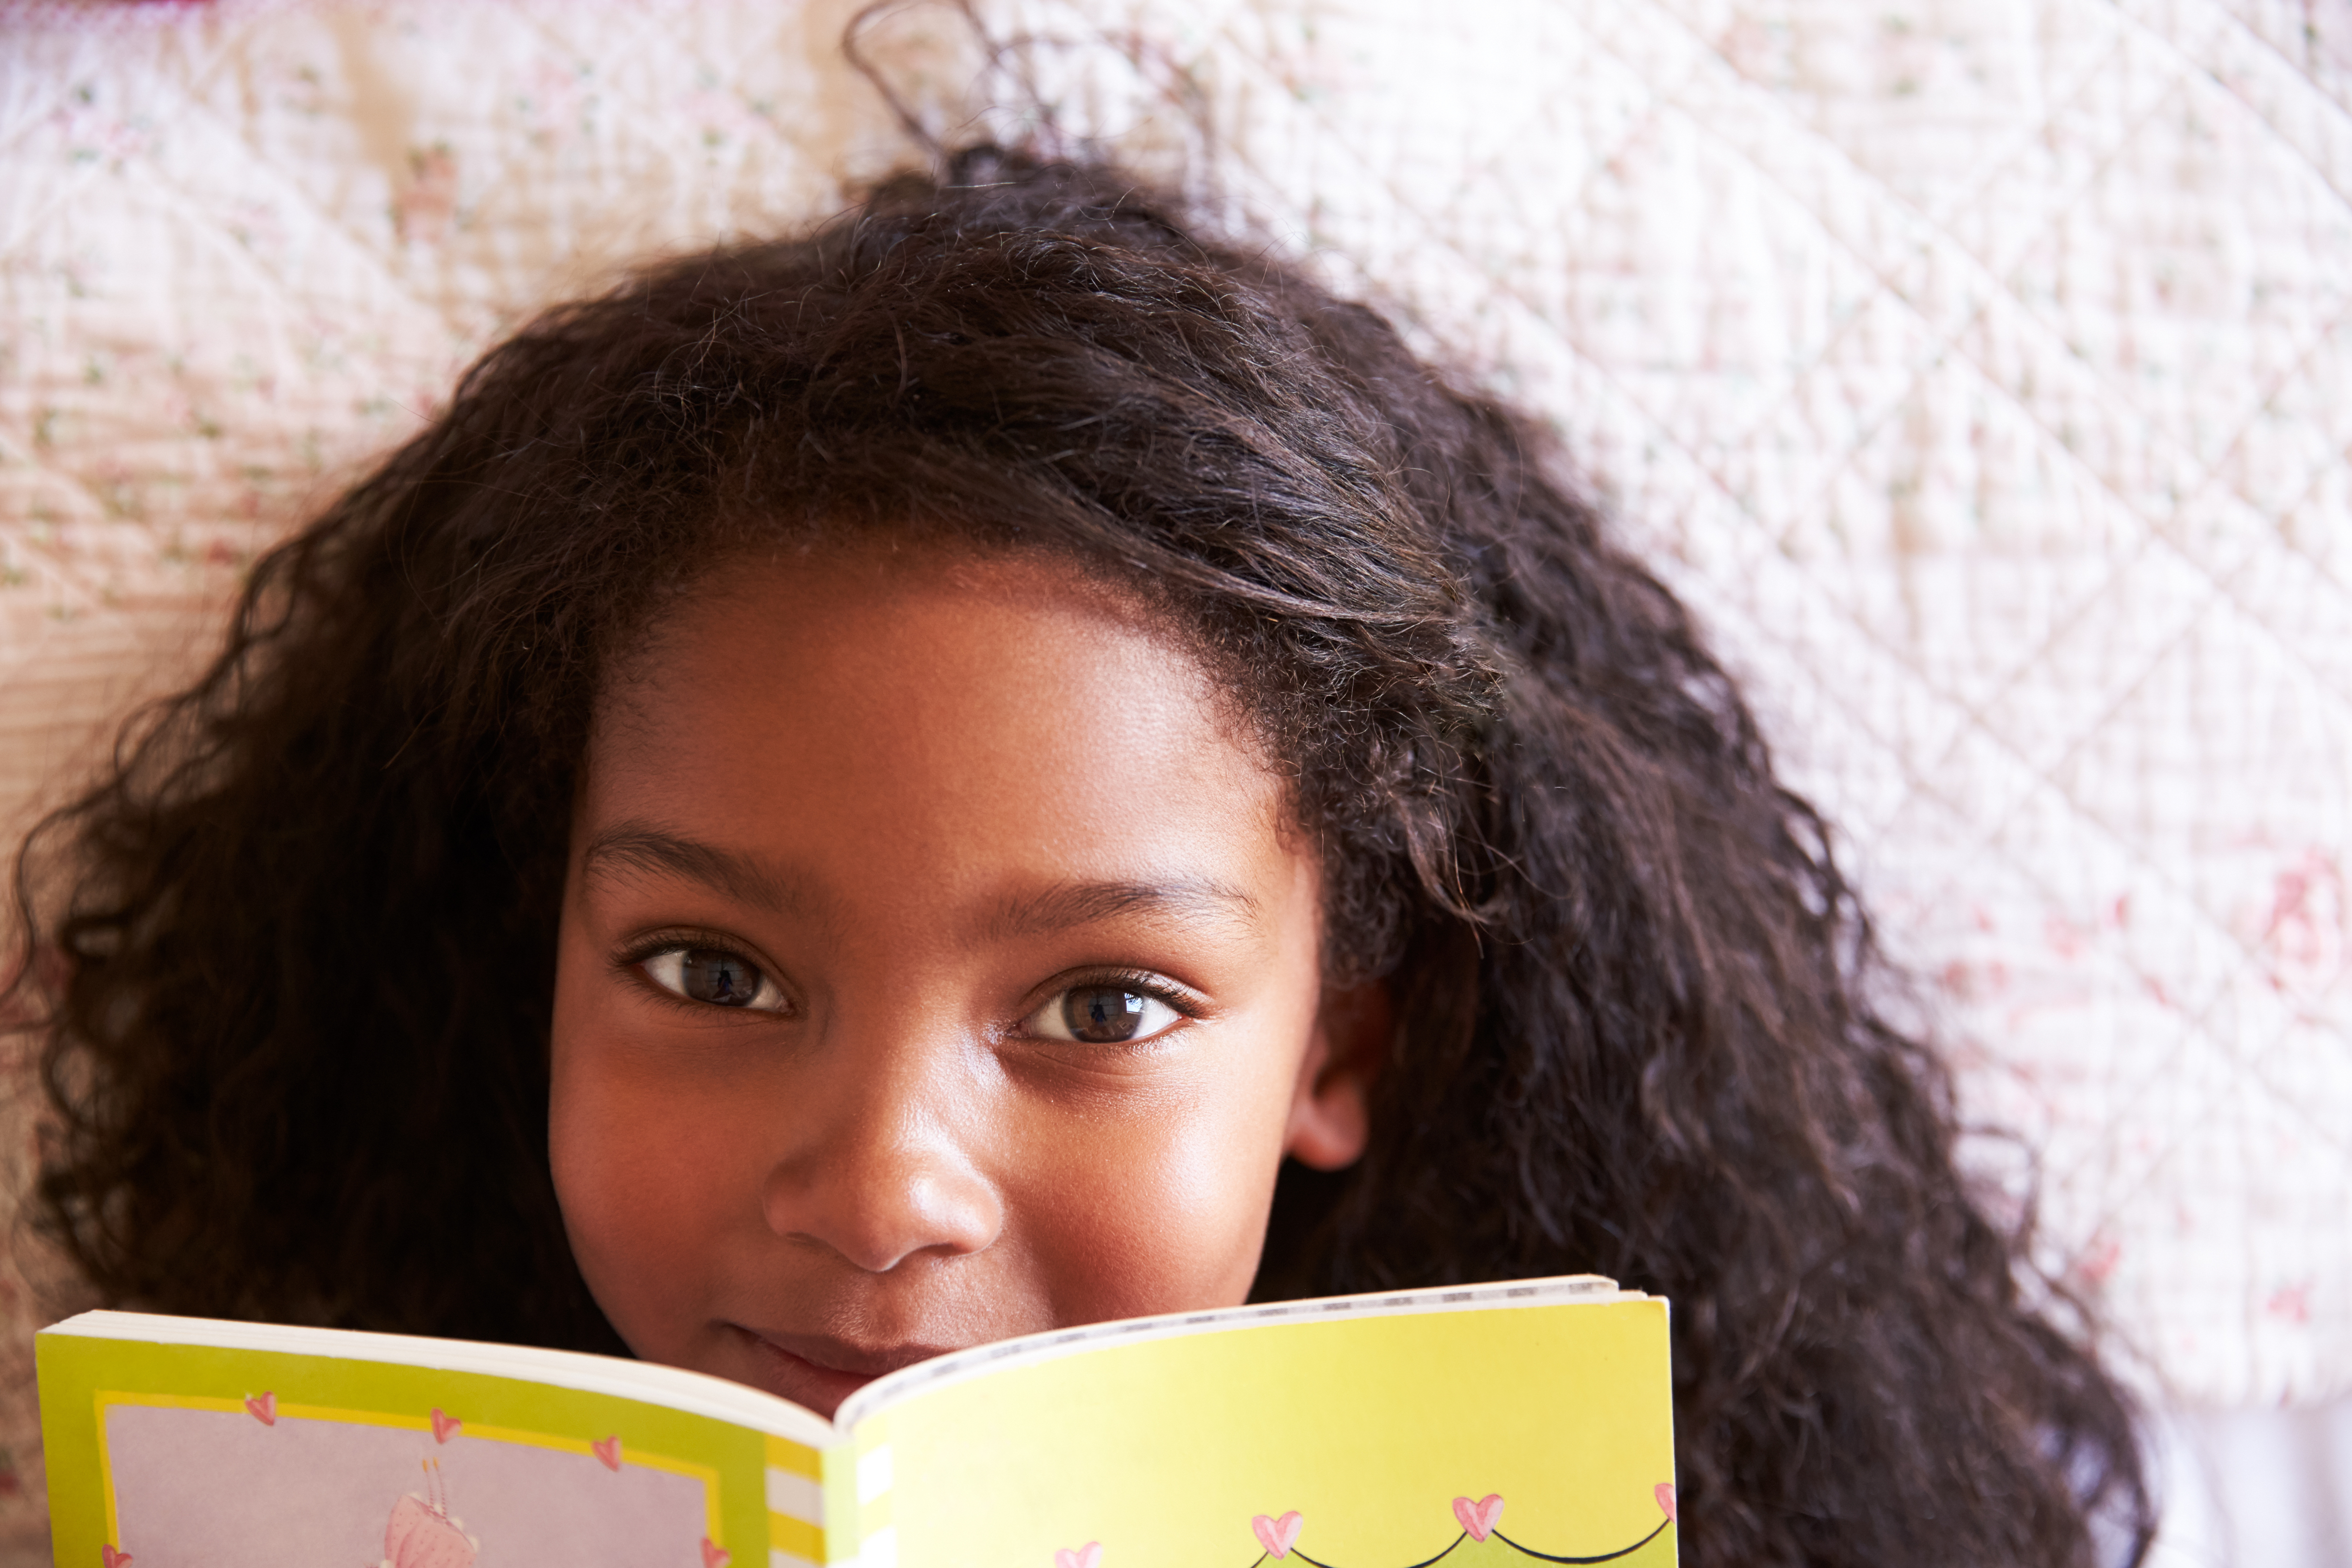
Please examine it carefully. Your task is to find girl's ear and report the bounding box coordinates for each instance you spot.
[1282,978,1390,1171]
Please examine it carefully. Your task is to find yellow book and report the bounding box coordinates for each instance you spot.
[37,1276,1676,1568]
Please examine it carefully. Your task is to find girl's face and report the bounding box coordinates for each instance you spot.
[549,546,1380,1417]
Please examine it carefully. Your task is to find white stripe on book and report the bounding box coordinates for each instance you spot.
[765,1466,824,1523]
[857,1444,893,1504]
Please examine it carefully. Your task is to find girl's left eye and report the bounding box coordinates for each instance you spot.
[639,947,791,1013]
[1023,983,1187,1045]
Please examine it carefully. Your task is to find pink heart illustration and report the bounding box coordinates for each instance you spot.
[430,1408,461,1444]
[699,1538,729,1568]
[592,1435,622,1471]
[1452,1494,1504,1542]
[1251,1512,1303,1559]
[1654,1482,1676,1524]
[244,1392,276,1426]
[101,1546,132,1568]
[1053,1543,1102,1568]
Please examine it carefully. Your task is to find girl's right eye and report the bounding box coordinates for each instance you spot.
[638,947,791,1013]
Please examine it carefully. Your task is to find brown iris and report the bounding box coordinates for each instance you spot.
[679,949,763,1007]
[1062,986,1148,1042]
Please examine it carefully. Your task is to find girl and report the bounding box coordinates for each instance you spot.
[9,148,2151,1566]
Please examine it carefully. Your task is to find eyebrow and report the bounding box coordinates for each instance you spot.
[579,823,1262,944]
[579,822,812,917]
[986,878,1263,942]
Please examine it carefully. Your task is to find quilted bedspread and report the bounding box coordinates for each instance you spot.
[0,0,2347,1544]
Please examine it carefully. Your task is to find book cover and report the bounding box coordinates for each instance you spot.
[38,1278,1677,1568]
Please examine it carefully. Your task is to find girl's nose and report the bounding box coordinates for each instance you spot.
[756,1034,1003,1274]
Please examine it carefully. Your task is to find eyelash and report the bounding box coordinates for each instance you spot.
[1031,970,1203,1020]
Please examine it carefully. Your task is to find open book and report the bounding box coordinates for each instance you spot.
[37,1275,1675,1568]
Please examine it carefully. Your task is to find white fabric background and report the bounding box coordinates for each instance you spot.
[0,0,2346,1558]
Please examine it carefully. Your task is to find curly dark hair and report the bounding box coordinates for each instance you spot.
[9,148,2149,1566]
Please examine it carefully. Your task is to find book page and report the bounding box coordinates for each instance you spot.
[38,1317,832,1568]
[846,1291,1676,1568]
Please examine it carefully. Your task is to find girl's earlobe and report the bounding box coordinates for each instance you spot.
[1283,979,1390,1171]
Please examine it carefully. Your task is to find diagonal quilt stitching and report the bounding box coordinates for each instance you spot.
[2,25,458,623]
[1697,21,2138,447]
[2167,472,2352,737]
[1209,6,1698,301]
[446,6,800,249]
[1987,149,2352,554]
[1489,14,2238,741]
[1800,298,2338,763]
[2068,1047,2352,1337]
[2175,306,2352,521]
[1176,31,2123,831]
[1647,0,2352,654]
[2239,1017,2352,1160]
[1289,55,2272,965]
[10,144,454,515]
[1668,569,2280,1273]
[1668,285,2179,754]
[0,393,270,601]
[1771,532,2163,854]
[2039,1079,2258,1331]
[0,52,82,164]
[2266,472,2352,611]
[1975,156,2352,541]
[0,464,174,585]
[38,54,466,362]
[1758,349,1939,556]
[1827,519,2352,1126]
[2132,0,2352,209]
[2037,1033,2234,1209]
[0,6,266,256]
[1946,614,2328,1011]
[1902,21,2135,246]
[1649,2,2195,445]
[0,136,114,265]
[0,541,118,634]
[1205,0,2239,763]
[1698,531,2323,1039]
[1193,13,1774,529]
[1938,876,2294,1229]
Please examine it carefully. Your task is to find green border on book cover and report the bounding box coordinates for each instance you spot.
[39,1333,788,1568]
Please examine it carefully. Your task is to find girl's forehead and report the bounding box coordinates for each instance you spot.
[611,543,1185,700]
[603,542,1254,748]
[579,543,1305,917]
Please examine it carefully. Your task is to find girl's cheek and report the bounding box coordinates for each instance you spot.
[1005,1051,1298,1321]
[546,1020,757,1349]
